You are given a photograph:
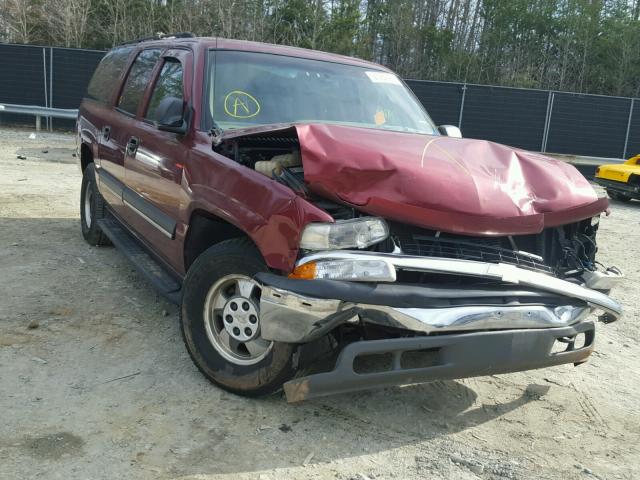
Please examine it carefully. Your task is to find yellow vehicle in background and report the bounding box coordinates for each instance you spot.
[594,154,640,202]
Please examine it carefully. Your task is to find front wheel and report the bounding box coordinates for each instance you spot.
[180,239,297,396]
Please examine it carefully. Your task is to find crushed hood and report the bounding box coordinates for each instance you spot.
[294,124,607,236]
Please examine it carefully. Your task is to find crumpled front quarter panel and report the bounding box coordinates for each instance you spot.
[186,135,332,272]
[297,124,605,235]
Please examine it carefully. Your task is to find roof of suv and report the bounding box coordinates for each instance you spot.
[124,36,390,72]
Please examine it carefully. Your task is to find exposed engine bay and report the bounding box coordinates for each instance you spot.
[215,130,308,194]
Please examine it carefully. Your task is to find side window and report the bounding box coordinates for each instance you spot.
[117,48,162,115]
[145,59,184,123]
[86,47,133,103]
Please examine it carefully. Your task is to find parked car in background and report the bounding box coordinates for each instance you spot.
[595,154,640,202]
[77,34,623,402]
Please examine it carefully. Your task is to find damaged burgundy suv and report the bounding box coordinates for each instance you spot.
[78,34,623,402]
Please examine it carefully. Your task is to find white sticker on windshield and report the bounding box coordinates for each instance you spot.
[365,71,401,85]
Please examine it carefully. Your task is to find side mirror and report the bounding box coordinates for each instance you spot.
[154,96,187,135]
[438,125,462,138]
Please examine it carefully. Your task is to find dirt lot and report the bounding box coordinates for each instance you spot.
[0,127,639,480]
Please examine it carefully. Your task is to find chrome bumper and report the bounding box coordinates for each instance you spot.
[257,251,623,343]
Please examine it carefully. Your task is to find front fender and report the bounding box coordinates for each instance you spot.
[185,144,331,272]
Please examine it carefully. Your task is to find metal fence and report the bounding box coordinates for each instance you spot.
[1,43,638,159]
[0,44,104,129]
[405,79,640,159]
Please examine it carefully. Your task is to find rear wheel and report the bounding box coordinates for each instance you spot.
[80,163,111,246]
[180,239,297,396]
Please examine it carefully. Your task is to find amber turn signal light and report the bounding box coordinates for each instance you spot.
[288,262,317,280]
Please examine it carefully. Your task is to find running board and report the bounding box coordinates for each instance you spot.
[97,217,182,304]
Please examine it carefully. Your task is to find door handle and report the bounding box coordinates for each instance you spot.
[102,125,111,141]
[126,136,140,156]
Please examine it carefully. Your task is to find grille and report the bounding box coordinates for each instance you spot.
[397,234,554,275]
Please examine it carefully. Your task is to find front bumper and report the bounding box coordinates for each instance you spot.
[255,251,623,402]
[257,273,597,342]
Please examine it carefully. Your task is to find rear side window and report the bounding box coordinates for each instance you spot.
[146,59,184,122]
[117,48,162,115]
[86,47,133,103]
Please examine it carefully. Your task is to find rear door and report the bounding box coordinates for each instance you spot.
[123,48,193,271]
[81,46,133,215]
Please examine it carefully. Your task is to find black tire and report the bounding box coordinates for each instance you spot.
[80,163,111,246]
[180,238,297,397]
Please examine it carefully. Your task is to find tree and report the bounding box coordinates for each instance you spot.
[3,0,640,97]
[41,0,92,47]
[0,0,39,43]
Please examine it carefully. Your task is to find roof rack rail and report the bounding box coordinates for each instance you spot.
[118,32,194,46]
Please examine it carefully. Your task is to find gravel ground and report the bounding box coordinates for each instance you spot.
[0,127,639,480]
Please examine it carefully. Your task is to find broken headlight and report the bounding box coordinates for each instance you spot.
[299,217,389,250]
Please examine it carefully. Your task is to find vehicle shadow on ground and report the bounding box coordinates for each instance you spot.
[1,217,545,478]
[179,378,545,477]
[287,377,544,436]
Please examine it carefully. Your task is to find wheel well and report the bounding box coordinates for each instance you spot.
[80,143,93,172]
[184,211,253,271]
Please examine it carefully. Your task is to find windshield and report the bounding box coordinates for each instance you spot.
[206,50,437,134]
